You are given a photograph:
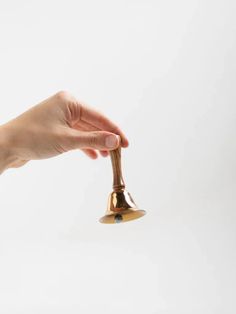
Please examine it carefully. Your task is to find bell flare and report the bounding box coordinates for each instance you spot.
[99,208,146,224]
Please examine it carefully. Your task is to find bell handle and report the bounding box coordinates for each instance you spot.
[110,146,125,191]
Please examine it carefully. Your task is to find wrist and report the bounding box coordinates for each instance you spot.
[0,124,20,174]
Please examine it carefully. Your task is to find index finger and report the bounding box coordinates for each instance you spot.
[79,102,129,148]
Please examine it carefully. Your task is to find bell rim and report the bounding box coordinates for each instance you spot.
[99,208,146,224]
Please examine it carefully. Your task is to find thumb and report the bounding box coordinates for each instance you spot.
[69,130,120,151]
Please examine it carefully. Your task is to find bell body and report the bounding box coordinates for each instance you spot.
[100,189,146,224]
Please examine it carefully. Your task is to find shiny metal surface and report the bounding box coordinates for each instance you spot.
[99,146,146,224]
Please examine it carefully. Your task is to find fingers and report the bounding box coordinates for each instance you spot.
[73,119,99,132]
[71,122,109,158]
[69,129,120,151]
[55,91,129,147]
[79,103,129,148]
[99,150,109,157]
[82,149,98,159]
[81,149,109,159]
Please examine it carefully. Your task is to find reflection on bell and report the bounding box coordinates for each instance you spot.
[99,146,146,224]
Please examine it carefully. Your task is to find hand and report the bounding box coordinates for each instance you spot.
[0,91,129,173]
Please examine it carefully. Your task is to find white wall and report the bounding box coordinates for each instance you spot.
[0,1,235,313]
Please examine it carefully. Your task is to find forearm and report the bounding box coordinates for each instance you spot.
[0,125,19,174]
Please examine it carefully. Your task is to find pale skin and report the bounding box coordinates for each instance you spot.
[0,91,129,174]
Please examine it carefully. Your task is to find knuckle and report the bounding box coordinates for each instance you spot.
[55,90,71,102]
[89,134,97,147]
[89,132,104,148]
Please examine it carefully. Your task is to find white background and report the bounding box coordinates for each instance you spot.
[0,0,236,313]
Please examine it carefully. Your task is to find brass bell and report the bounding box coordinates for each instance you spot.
[99,146,146,224]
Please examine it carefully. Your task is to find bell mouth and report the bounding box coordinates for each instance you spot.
[99,209,146,224]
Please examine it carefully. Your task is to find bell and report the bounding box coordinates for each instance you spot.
[99,146,146,224]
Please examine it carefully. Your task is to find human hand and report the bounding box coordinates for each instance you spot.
[0,91,129,172]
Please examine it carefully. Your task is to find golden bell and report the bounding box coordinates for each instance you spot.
[99,146,146,224]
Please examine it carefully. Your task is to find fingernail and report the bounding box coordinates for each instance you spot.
[105,135,119,148]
